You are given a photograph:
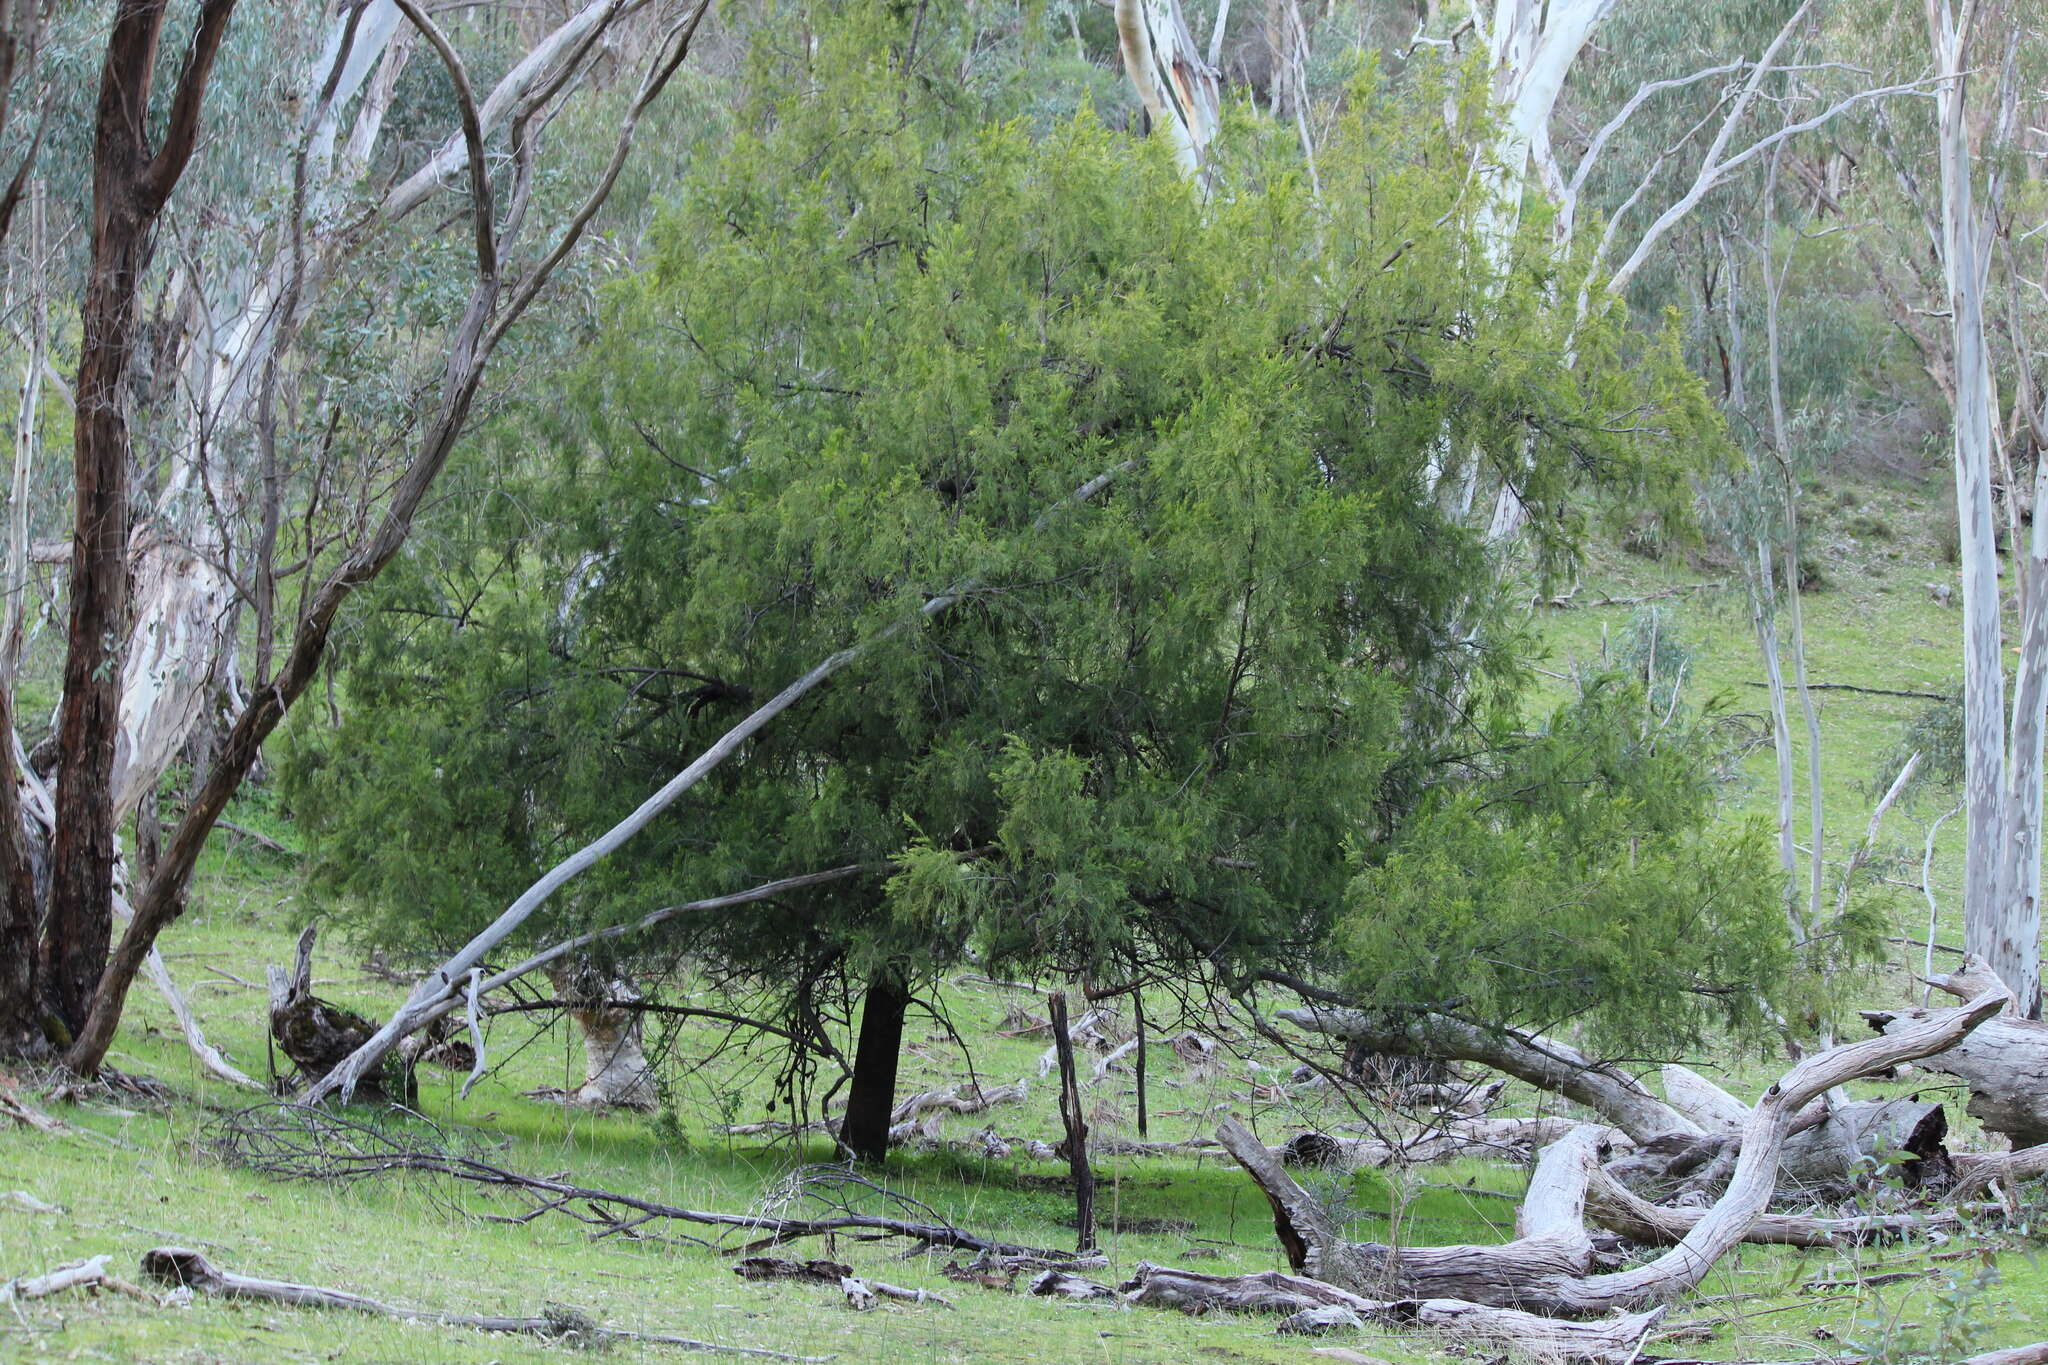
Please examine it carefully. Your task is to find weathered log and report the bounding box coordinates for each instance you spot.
[1030,1268,1117,1300]
[1953,1142,2048,1199]
[2,1254,111,1302]
[838,1275,951,1309]
[1276,1005,1697,1143]
[1963,1344,2048,1365]
[1868,954,2048,1148]
[1243,991,2006,1318]
[1659,1065,1749,1133]
[890,1079,1027,1124]
[1215,1117,1603,1306]
[1863,1004,2048,1147]
[1542,988,2006,1316]
[141,1247,825,1359]
[1119,1264,1663,1364]
[1584,1164,1986,1248]
[1615,1096,1952,1198]
[0,1077,66,1133]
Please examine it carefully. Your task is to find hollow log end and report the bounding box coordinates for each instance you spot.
[140,1247,223,1292]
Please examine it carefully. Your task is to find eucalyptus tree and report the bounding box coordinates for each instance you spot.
[0,0,714,1071]
[1920,0,2046,1016]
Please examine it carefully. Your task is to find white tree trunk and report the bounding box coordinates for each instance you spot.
[1114,0,1222,181]
[1929,1,2038,1015]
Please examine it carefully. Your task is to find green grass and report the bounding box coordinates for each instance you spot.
[9,470,2048,1362]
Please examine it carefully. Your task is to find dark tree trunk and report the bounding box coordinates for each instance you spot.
[39,0,238,1040]
[1133,991,1148,1139]
[1049,989,1095,1251]
[0,681,42,1053]
[841,971,910,1163]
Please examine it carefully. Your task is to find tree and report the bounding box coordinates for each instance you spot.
[1925,0,2044,1016]
[0,0,712,1071]
[288,7,1740,1145]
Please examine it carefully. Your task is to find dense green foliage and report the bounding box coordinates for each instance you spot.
[282,9,1774,1070]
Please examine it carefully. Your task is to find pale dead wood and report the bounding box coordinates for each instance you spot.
[1659,1065,1749,1133]
[1953,1142,2048,1200]
[0,1076,63,1132]
[1,1254,108,1302]
[1119,1263,1664,1363]
[1962,1344,2048,1365]
[0,1189,60,1214]
[1217,1116,1602,1307]
[1030,1268,1117,1300]
[890,1079,1027,1124]
[1242,992,2005,1319]
[1275,1005,1697,1142]
[141,1247,829,1359]
[1584,1165,1987,1248]
[1549,988,2007,1315]
[1863,999,2048,1146]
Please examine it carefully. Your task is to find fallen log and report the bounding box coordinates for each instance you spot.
[1584,1164,1991,1248]
[1120,1264,1663,1363]
[2,1254,112,1302]
[1030,1268,1117,1300]
[1963,1345,2048,1365]
[1235,990,2008,1318]
[1953,1143,2048,1199]
[0,1077,67,1133]
[1276,1006,1698,1143]
[1607,1095,1953,1198]
[837,1275,951,1309]
[141,1247,828,1359]
[1867,954,2048,1148]
[1216,1118,1603,1306]
[890,1079,1028,1123]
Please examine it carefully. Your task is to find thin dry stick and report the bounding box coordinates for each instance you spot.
[140,1247,826,1360]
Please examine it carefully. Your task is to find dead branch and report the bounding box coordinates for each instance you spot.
[1120,1263,1663,1363]
[0,1075,64,1133]
[210,1104,1086,1263]
[140,1247,826,1358]
[2,1254,109,1302]
[1237,990,2007,1319]
[1275,1004,1698,1142]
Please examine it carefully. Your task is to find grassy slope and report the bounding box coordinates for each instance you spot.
[5,470,2047,1363]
